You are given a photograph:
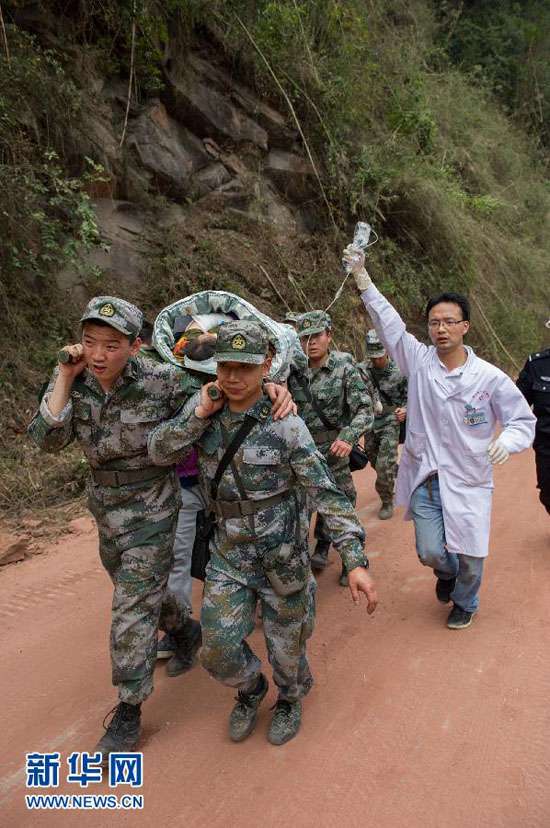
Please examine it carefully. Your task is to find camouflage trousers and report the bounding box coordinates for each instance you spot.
[314,454,357,546]
[200,559,317,702]
[98,512,185,705]
[364,420,400,503]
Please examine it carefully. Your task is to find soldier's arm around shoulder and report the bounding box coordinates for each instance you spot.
[339,362,374,444]
[148,389,211,465]
[27,368,75,454]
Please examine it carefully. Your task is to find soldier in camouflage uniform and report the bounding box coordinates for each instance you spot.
[27,296,202,762]
[287,311,373,583]
[149,320,377,746]
[357,330,408,520]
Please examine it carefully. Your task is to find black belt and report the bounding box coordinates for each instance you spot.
[91,466,168,487]
[211,490,291,519]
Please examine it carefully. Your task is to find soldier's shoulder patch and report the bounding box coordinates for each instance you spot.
[99,302,115,317]
[259,403,271,420]
[231,334,246,351]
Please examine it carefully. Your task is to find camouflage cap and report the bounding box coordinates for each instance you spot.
[365,328,386,358]
[81,296,143,339]
[215,320,269,365]
[296,310,332,337]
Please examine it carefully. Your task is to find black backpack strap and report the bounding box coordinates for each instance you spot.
[210,414,258,501]
[294,372,338,431]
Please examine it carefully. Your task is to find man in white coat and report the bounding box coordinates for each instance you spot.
[343,246,536,629]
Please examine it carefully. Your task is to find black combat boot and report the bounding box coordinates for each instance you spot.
[167,618,202,678]
[310,541,330,572]
[229,674,269,742]
[94,702,141,766]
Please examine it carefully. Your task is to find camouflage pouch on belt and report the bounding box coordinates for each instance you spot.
[262,490,309,596]
[263,542,309,596]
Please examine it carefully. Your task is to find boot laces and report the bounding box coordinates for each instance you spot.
[234,690,257,710]
[270,699,293,716]
[102,703,137,733]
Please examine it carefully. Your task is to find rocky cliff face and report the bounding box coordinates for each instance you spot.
[66,43,322,307]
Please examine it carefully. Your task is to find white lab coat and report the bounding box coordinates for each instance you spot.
[362,285,536,557]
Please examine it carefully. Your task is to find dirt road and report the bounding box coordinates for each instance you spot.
[1,451,549,827]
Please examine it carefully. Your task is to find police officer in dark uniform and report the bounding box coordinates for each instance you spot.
[517,318,550,515]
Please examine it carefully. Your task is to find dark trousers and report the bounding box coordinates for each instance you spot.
[535,450,550,515]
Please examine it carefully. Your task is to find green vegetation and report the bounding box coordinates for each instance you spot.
[0,0,548,513]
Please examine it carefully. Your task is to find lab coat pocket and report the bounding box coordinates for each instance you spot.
[462,451,493,487]
[404,429,427,461]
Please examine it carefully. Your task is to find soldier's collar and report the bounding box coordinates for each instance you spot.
[324,351,337,370]
[221,394,271,424]
[243,395,271,422]
[122,356,141,382]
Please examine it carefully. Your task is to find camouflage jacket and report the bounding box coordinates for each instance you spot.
[287,350,373,450]
[148,394,367,579]
[357,358,407,429]
[27,356,199,535]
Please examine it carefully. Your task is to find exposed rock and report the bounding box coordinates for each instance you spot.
[189,163,232,198]
[0,536,28,566]
[198,177,257,213]
[56,199,150,301]
[78,98,120,186]
[165,55,269,150]
[230,84,296,149]
[250,180,304,235]
[183,53,296,147]
[127,101,210,197]
[264,150,315,202]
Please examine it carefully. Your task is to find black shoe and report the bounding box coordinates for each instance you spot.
[435,577,456,604]
[94,702,141,766]
[310,542,330,572]
[167,619,202,677]
[229,674,269,742]
[156,632,176,660]
[447,605,474,630]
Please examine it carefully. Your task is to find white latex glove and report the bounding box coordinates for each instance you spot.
[374,400,383,415]
[487,439,509,465]
[342,244,372,291]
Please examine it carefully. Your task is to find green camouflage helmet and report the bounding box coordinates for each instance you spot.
[215,320,269,365]
[81,296,143,339]
[296,310,331,338]
[365,328,386,358]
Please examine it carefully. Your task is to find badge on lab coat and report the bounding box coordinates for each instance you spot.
[463,403,488,426]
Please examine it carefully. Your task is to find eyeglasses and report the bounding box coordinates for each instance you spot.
[427,319,465,330]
